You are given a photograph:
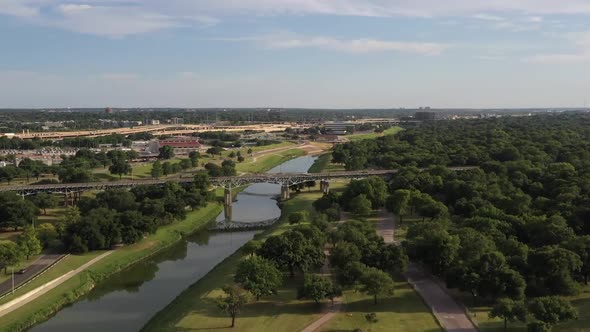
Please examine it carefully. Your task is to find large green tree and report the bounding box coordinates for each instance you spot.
[234,257,283,301]
[217,285,249,328]
[359,267,395,304]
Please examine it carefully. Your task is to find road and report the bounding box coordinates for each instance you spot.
[0,254,65,297]
[375,211,478,332]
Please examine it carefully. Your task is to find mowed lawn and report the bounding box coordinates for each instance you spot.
[320,281,442,332]
[143,181,440,332]
[236,148,306,173]
[347,126,402,141]
[142,191,328,332]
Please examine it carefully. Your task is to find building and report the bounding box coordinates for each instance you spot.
[158,136,201,155]
[415,111,437,121]
[105,107,113,114]
[323,122,350,135]
[131,140,160,156]
[170,117,184,125]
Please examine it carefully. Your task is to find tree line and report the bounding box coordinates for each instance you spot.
[332,114,590,330]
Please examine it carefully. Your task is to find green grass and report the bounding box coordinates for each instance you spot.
[320,280,442,332]
[235,148,306,173]
[0,202,225,332]
[308,153,331,173]
[0,252,104,305]
[142,180,438,332]
[141,190,328,332]
[348,126,403,141]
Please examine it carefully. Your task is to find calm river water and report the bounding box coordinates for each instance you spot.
[29,155,317,332]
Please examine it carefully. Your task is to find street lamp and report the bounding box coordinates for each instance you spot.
[11,266,14,294]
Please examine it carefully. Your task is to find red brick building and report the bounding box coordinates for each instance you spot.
[158,136,201,155]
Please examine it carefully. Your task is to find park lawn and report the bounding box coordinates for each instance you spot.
[347,126,403,141]
[464,283,590,332]
[320,281,442,332]
[236,148,306,173]
[309,153,331,173]
[36,207,67,225]
[142,186,352,332]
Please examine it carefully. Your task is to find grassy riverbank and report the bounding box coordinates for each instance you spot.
[141,190,329,332]
[0,149,310,332]
[0,201,224,332]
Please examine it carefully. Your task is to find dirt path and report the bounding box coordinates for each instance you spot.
[0,251,113,318]
[377,211,477,332]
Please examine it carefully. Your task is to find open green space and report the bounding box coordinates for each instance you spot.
[320,280,441,332]
[143,180,439,332]
[347,126,402,141]
[0,201,224,332]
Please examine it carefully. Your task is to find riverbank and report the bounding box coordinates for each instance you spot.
[141,189,331,332]
[0,201,225,332]
[0,150,316,332]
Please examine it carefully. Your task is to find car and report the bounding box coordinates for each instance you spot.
[16,268,26,274]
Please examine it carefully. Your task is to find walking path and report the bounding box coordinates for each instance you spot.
[376,211,478,332]
[300,249,342,332]
[0,251,113,318]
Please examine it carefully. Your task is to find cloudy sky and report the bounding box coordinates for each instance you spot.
[1,0,590,108]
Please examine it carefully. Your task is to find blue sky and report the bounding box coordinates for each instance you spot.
[1,1,590,108]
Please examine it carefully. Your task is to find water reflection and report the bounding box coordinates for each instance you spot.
[28,156,316,332]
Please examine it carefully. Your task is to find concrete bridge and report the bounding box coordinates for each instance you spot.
[0,167,475,221]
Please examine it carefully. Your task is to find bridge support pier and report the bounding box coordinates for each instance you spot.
[281,184,290,201]
[224,187,233,222]
[320,180,330,194]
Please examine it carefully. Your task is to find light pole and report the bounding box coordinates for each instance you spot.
[11,266,14,294]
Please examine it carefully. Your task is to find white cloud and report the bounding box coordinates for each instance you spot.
[526,31,590,63]
[473,13,504,21]
[262,36,448,55]
[2,0,590,37]
[0,0,39,17]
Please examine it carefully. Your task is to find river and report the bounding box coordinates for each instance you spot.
[28,155,317,332]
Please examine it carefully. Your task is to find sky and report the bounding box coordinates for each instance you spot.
[1,1,590,109]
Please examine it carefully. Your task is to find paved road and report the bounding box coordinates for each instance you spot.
[376,211,477,332]
[405,264,478,332]
[0,254,65,296]
[0,251,113,318]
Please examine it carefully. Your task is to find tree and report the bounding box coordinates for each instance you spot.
[0,193,39,230]
[217,284,249,328]
[350,194,372,217]
[37,223,58,248]
[228,151,236,158]
[188,151,200,167]
[298,274,334,304]
[158,145,175,159]
[386,189,411,224]
[237,155,245,163]
[528,296,578,327]
[109,159,131,179]
[289,212,307,225]
[162,161,173,175]
[242,240,261,257]
[359,267,395,304]
[257,231,325,277]
[235,257,283,300]
[180,159,192,170]
[30,192,57,215]
[247,148,253,155]
[0,241,21,274]
[151,160,163,178]
[489,298,527,331]
[207,146,224,156]
[17,226,42,260]
[365,312,378,324]
[330,241,362,269]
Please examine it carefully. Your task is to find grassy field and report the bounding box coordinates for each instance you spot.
[308,153,331,173]
[320,280,442,332]
[347,126,403,141]
[142,186,345,332]
[236,148,306,173]
[143,180,440,332]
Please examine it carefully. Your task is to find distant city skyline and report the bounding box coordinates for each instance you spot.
[1,1,590,108]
